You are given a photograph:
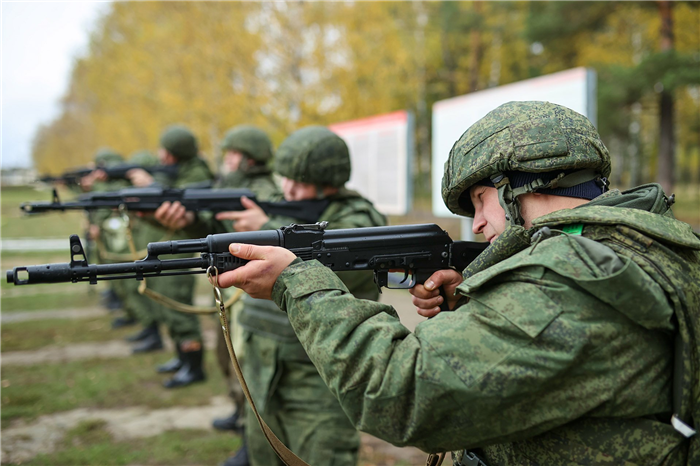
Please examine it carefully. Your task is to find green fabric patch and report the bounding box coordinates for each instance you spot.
[562,224,584,236]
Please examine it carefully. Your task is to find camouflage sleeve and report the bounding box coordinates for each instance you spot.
[272,260,673,453]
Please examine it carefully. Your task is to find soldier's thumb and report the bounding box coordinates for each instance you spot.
[229,243,265,260]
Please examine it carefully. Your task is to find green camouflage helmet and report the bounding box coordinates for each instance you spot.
[94,147,124,167]
[442,101,611,219]
[159,125,198,161]
[220,125,274,163]
[274,126,351,188]
[129,150,158,167]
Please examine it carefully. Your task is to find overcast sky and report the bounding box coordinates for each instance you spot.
[2,1,108,169]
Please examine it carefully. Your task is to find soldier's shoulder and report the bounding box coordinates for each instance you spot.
[323,191,386,227]
[459,234,621,295]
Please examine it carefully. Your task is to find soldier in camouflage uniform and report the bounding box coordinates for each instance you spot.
[119,150,171,348]
[80,148,135,327]
[154,126,281,440]
[128,125,214,388]
[217,103,699,465]
[211,126,280,439]
[217,126,387,466]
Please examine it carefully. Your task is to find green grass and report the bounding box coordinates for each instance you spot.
[25,421,240,466]
[2,316,134,352]
[1,350,226,429]
[2,186,87,239]
[1,290,100,312]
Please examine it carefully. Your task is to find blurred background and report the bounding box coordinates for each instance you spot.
[3,2,699,202]
[1,2,699,465]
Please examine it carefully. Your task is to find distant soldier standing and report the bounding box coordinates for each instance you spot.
[80,148,134,327]
[128,125,213,388]
[221,126,387,466]
[155,125,285,465]
[119,150,171,350]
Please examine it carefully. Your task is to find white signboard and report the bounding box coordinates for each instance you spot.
[330,110,413,216]
[431,67,597,231]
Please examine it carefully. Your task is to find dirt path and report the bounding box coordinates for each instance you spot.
[1,306,105,323]
[2,291,434,465]
[1,396,232,464]
[0,329,223,366]
[2,395,429,465]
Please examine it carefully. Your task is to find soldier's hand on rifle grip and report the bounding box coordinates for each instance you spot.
[154,201,195,230]
[126,168,154,187]
[409,269,463,318]
[92,169,108,182]
[215,196,269,232]
[218,243,296,300]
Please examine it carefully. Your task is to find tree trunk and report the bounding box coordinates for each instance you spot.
[468,1,483,92]
[656,0,675,193]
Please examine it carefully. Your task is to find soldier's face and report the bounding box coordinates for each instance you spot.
[158,148,177,166]
[224,150,244,173]
[281,177,317,201]
[470,186,506,243]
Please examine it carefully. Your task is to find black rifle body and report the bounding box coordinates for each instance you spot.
[21,188,330,224]
[7,223,488,293]
[39,164,178,185]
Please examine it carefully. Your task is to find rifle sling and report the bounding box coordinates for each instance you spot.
[121,217,240,314]
[209,273,313,466]
[125,215,446,466]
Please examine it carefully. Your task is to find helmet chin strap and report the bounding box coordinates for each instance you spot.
[491,173,524,227]
[490,169,602,227]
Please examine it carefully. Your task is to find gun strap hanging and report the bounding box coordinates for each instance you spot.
[120,209,448,466]
[208,267,312,466]
[208,265,450,466]
[121,212,242,314]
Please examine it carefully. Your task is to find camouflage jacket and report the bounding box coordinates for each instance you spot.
[191,165,281,237]
[171,157,213,188]
[218,165,280,198]
[142,157,213,246]
[271,184,699,465]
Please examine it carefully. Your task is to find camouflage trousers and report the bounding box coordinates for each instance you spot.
[242,331,360,466]
[118,279,158,326]
[146,274,202,345]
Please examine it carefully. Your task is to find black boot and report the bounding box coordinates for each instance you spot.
[163,348,206,389]
[132,331,164,353]
[111,316,137,329]
[125,323,158,342]
[212,410,243,432]
[101,289,123,311]
[156,346,183,373]
[220,442,249,466]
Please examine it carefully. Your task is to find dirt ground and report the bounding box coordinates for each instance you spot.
[1,290,441,466]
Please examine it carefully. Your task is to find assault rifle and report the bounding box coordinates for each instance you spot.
[6,222,488,306]
[20,188,330,224]
[38,164,179,185]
